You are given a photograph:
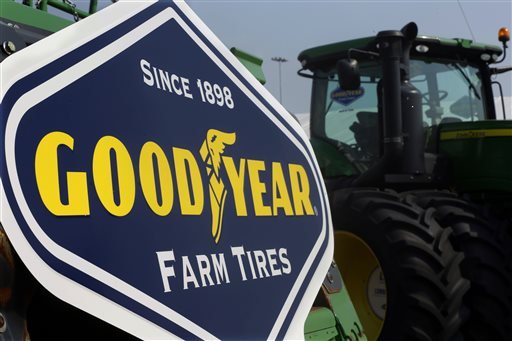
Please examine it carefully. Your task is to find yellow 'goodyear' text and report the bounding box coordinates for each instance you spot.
[34,131,314,238]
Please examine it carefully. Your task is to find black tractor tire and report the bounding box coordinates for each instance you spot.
[406,190,512,341]
[331,189,468,341]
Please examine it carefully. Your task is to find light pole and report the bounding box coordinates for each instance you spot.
[271,57,287,103]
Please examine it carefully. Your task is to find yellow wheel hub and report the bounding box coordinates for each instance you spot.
[334,231,385,341]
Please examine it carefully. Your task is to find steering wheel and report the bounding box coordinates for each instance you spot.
[422,90,448,104]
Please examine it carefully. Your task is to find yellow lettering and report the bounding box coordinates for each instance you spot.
[223,156,247,216]
[35,131,89,216]
[289,164,314,215]
[35,132,315,221]
[271,162,294,216]
[247,159,271,216]
[173,147,203,215]
[93,136,135,217]
[139,142,173,216]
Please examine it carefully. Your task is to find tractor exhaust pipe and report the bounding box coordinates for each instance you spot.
[353,30,404,187]
[354,22,425,187]
[377,29,404,167]
[400,22,425,176]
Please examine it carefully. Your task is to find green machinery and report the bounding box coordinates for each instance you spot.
[0,1,366,340]
[298,22,512,340]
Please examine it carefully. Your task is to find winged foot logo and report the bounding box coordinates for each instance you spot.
[33,129,315,244]
[200,129,236,244]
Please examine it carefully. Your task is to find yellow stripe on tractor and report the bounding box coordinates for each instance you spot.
[440,129,512,141]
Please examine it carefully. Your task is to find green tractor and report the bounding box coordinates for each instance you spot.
[298,22,512,340]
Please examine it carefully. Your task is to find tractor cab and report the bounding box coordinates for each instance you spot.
[299,33,505,181]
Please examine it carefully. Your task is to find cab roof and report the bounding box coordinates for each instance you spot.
[298,35,503,71]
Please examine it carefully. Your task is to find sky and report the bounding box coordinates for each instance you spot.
[82,0,511,114]
[184,0,512,114]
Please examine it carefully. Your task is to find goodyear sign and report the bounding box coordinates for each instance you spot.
[0,0,332,339]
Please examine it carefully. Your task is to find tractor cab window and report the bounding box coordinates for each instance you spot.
[311,59,486,170]
[324,72,379,148]
[314,63,381,169]
[410,60,485,126]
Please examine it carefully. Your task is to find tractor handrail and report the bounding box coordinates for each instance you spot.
[20,0,98,21]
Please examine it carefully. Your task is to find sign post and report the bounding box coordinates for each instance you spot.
[0,1,332,339]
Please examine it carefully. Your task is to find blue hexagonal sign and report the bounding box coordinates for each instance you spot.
[0,1,333,339]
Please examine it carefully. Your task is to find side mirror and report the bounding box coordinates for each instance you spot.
[337,59,360,90]
[450,95,482,119]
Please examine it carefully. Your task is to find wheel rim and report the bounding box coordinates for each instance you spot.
[334,230,385,341]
